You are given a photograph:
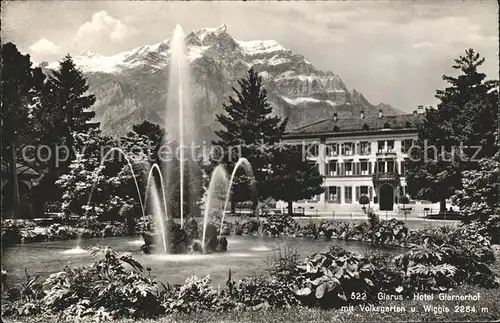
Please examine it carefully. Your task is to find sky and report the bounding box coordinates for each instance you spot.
[1,1,498,112]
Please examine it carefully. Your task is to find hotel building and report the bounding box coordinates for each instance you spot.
[282,109,425,213]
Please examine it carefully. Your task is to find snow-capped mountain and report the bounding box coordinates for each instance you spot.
[43,24,403,138]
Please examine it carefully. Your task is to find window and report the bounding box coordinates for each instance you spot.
[341,142,354,156]
[327,186,341,203]
[359,141,371,155]
[387,140,395,152]
[360,160,369,175]
[387,160,395,173]
[325,143,339,156]
[376,161,385,173]
[345,161,353,175]
[344,186,353,203]
[377,141,385,153]
[327,161,338,176]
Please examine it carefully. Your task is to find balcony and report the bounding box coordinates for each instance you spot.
[372,171,400,183]
[376,149,397,157]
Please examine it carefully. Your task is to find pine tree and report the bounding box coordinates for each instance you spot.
[31,54,99,206]
[132,121,165,164]
[213,68,287,215]
[1,42,45,217]
[406,49,499,212]
[52,54,98,156]
[269,145,324,215]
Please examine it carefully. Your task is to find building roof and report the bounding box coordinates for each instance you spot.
[285,113,424,138]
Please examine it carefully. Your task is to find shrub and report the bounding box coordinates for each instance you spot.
[370,219,408,247]
[460,215,500,245]
[232,276,299,309]
[367,211,379,229]
[293,246,379,308]
[165,276,234,314]
[42,247,167,320]
[395,237,499,292]
[262,215,297,236]
[1,269,44,317]
[241,219,260,235]
[300,221,320,239]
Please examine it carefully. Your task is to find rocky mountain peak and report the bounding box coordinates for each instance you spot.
[42,25,403,137]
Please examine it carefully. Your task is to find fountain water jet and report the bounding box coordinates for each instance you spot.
[202,165,229,252]
[220,158,255,235]
[166,24,194,229]
[143,164,170,253]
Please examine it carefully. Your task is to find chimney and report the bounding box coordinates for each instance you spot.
[413,110,417,115]
[378,109,383,118]
[360,110,365,119]
[333,112,338,122]
[417,105,424,114]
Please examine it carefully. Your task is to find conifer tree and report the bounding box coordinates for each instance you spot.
[406,49,499,212]
[213,68,287,215]
[31,54,98,206]
[52,54,98,157]
[1,42,45,216]
[213,68,323,216]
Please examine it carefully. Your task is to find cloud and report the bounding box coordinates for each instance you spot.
[74,11,131,45]
[29,38,60,56]
[412,42,435,49]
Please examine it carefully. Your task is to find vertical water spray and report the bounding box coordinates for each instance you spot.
[166,24,194,229]
[220,158,255,235]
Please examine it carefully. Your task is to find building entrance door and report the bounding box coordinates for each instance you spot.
[379,184,394,211]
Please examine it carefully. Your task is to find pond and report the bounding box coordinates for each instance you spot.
[2,235,401,287]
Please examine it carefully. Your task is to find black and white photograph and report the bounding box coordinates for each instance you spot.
[1,1,499,322]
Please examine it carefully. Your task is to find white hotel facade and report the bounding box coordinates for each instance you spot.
[282,109,425,213]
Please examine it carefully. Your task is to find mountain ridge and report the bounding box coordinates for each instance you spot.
[41,24,404,138]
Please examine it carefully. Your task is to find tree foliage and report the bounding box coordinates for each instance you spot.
[269,145,324,215]
[213,68,323,215]
[406,49,499,212]
[1,42,45,216]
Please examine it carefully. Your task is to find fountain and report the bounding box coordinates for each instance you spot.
[75,25,254,257]
[165,24,195,229]
[220,158,255,235]
[202,165,229,253]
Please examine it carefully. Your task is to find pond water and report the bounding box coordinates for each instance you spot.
[2,235,400,287]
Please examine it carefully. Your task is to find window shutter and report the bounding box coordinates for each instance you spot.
[355,186,360,202]
[338,186,342,202]
[369,187,373,201]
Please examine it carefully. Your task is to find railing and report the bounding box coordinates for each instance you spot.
[372,171,400,182]
[376,149,396,156]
